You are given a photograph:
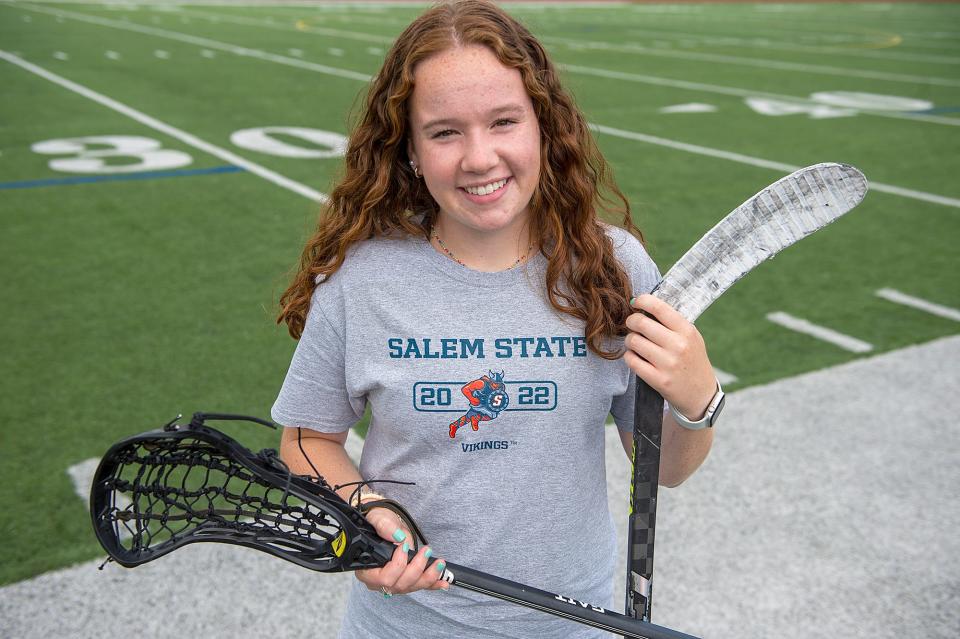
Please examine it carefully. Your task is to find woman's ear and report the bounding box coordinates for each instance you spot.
[407,139,419,168]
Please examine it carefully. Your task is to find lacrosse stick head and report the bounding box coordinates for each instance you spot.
[90,419,395,572]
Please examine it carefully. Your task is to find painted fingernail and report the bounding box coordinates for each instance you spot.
[436,561,446,572]
[629,297,635,306]
[424,547,433,559]
[392,529,406,542]
[402,542,409,553]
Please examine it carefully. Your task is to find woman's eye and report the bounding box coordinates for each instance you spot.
[494,118,517,127]
[431,129,456,139]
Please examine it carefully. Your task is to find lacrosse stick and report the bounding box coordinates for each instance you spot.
[91,412,699,639]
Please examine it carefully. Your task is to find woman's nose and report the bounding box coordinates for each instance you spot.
[460,134,498,174]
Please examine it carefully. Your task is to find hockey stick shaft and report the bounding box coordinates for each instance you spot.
[443,561,698,639]
[625,378,664,620]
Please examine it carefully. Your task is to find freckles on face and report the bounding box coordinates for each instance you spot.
[407,44,541,234]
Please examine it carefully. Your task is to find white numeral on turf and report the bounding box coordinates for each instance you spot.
[744,97,855,120]
[230,127,347,159]
[809,92,932,112]
[745,91,934,120]
[32,135,193,173]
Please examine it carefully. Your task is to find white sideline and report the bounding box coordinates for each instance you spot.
[875,288,960,323]
[0,51,327,204]
[766,311,874,353]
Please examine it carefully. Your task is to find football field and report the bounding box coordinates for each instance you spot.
[1,0,958,600]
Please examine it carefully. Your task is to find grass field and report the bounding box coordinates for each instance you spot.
[1,0,958,586]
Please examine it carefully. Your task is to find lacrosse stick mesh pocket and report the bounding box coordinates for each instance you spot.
[90,429,390,572]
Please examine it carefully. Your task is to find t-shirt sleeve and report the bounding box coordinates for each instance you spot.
[271,277,365,432]
[606,226,664,433]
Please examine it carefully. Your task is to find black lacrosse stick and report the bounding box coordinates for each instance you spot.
[91,413,699,639]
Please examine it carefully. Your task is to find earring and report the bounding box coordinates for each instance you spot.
[409,160,421,179]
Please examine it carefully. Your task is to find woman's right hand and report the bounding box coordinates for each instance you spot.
[356,506,450,595]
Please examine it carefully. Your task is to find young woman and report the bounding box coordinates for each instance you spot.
[272,2,718,637]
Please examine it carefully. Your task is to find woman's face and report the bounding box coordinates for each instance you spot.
[407,44,541,238]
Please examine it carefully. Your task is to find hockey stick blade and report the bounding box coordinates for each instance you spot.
[626,162,868,622]
[654,162,868,321]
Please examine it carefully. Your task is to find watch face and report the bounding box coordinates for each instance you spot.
[708,394,726,427]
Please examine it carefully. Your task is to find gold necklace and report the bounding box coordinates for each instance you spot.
[431,228,533,270]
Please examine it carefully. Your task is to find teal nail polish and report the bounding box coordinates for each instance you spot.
[436,561,446,572]
[403,542,409,553]
[392,530,406,542]
[629,297,635,305]
[425,547,433,559]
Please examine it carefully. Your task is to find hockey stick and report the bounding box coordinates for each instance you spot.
[91,412,700,639]
[625,162,869,621]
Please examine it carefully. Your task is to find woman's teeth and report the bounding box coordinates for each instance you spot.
[464,178,507,196]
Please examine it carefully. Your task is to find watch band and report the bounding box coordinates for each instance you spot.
[669,381,725,430]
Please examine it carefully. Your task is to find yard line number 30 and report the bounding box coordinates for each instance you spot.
[31,126,348,174]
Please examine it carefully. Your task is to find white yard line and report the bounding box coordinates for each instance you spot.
[19,3,958,130]
[562,64,960,128]
[543,35,960,88]
[187,3,888,76]
[616,27,960,65]
[875,288,960,322]
[589,123,960,211]
[177,7,393,44]
[591,122,797,173]
[16,3,374,82]
[766,311,874,353]
[12,4,959,212]
[0,51,327,203]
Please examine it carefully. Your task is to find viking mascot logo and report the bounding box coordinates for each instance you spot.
[448,370,510,438]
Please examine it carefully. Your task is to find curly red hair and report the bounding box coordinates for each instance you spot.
[278,0,644,359]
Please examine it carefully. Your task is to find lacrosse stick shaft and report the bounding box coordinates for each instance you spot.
[442,561,697,639]
[90,418,703,638]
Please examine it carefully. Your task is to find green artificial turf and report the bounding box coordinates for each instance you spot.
[1,0,957,585]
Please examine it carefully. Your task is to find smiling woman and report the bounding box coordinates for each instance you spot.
[271,1,718,638]
[407,44,542,271]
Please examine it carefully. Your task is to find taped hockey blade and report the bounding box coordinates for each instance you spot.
[654,163,868,323]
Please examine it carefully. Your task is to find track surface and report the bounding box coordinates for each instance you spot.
[1,335,957,638]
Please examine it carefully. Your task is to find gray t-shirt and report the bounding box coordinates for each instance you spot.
[272,224,660,639]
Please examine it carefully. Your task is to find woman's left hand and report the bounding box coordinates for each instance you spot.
[624,294,717,420]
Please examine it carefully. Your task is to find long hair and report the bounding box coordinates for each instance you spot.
[278,0,644,359]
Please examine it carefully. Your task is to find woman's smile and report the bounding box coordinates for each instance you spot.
[460,177,511,202]
[407,44,541,245]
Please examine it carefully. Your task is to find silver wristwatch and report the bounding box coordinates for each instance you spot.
[669,381,725,430]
